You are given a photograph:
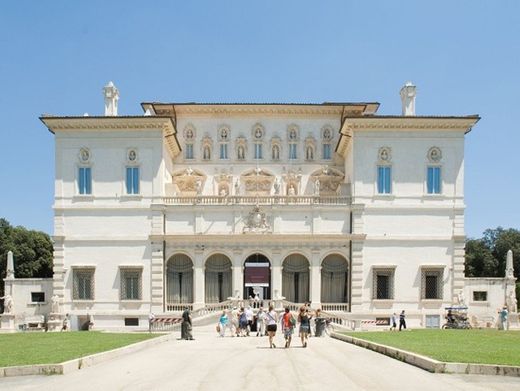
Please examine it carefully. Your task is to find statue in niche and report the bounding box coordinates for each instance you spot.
[288,185,296,196]
[314,179,320,196]
[238,146,245,160]
[203,146,210,160]
[306,146,314,160]
[234,179,240,195]
[272,145,280,160]
[274,178,280,195]
[196,179,202,195]
[51,294,61,314]
[507,290,517,313]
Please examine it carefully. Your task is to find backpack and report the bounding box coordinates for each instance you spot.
[239,312,247,323]
[289,315,296,327]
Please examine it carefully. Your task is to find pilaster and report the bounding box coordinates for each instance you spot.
[271,248,282,299]
[52,237,65,300]
[193,249,205,309]
[150,241,164,313]
[232,248,244,298]
[350,240,364,311]
[309,248,321,306]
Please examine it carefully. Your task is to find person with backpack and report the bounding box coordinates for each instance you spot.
[298,306,312,347]
[281,307,296,348]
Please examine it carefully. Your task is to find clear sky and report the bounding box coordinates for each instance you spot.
[0,1,518,238]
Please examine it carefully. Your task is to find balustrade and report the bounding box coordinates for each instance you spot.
[162,195,350,206]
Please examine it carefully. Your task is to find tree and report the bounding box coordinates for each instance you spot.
[465,227,520,278]
[0,218,53,296]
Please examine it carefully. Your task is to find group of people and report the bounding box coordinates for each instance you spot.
[389,310,407,331]
[217,304,318,348]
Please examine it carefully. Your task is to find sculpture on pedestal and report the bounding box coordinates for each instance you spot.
[1,295,14,314]
[51,295,61,314]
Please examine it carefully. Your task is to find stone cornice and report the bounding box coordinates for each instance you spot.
[345,116,480,132]
[149,233,366,243]
[142,102,380,117]
[40,116,181,158]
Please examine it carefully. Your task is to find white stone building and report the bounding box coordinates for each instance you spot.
[1,81,508,332]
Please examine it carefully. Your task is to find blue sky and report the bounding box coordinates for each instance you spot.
[0,1,518,238]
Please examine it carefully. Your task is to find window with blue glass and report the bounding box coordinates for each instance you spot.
[427,166,441,194]
[185,144,194,159]
[78,167,92,195]
[323,143,332,160]
[289,144,297,160]
[219,143,228,159]
[377,166,391,194]
[126,167,140,194]
[254,143,263,159]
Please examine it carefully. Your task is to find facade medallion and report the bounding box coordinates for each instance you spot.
[243,204,271,234]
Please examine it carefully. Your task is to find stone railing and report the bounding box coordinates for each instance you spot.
[162,195,350,206]
[321,303,350,312]
[166,303,193,312]
[192,300,234,317]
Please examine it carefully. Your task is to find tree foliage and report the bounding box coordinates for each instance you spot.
[0,218,53,295]
[465,227,520,278]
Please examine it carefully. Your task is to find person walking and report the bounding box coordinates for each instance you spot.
[230,307,239,337]
[499,306,509,330]
[181,307,194,340]
[238,307,248,337]
[390,313,397,331]
[265,305,278,348]
[399,310,406,331]
[256,307,266,336]
[218,310,228,337]
[245,306,254,336]
[298,306,312,347]
[281,307,296,348]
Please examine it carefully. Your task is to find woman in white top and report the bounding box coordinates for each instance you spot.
[265,305,278,348]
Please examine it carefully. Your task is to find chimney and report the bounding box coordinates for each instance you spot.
[103,81,119,116]
[400,81,416,116]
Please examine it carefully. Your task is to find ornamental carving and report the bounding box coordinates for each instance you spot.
[322,125,334,141]
[427,147,442,163]
[172,167,206,195]
[271,136,281,161]
[252,123,265,140]
[235,136,247,160]
[183,124,196,140]
[305,136,316,161]
[218,125,231,141]
[127,148,138,163]
[243,204,271,234]
[79,148,91,163]
[378,147,392,163]
[215,172,232,196]
[201,135,213,160]
[287,124,299,141]
[310,166,345,195]
[282,169,302,196]
[241,168,275,195]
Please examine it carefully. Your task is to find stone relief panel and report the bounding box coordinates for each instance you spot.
[172,167,206,195]
[427,146,442,163]
[310,166,345,195]
[241,168,275,195]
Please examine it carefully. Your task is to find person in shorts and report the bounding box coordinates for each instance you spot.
[298,306,312,347]
[281,307,295,348]
[265,305,278,348]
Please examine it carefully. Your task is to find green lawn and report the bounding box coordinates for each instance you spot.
[343,329,520,366]
[0,332,160,367]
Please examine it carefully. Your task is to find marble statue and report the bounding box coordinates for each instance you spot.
[274,178,280,195]
[456,289,466,306]
[196,179,202,195]
[314,179,320,196]
[1,294,14,314]
[51,294,61,314]
[238,146,245,160]
[288,185,296,196]
[507,290,518,313]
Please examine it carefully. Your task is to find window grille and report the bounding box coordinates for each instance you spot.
[121,269,142,300]
[73,268,95,300]
[421,269,443,299]
[372,269,394,299]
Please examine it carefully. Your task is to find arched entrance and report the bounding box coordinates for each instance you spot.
[166,254,194,309]
[205,254,232,303]
[282,254,310,303]
[321,254,349,303]
[243,253,271,300]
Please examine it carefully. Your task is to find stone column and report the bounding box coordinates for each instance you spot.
[271,249,282,304]
[193,250,205,310]
[309,249,321,307]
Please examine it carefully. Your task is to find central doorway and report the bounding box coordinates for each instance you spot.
[243,253,271,300]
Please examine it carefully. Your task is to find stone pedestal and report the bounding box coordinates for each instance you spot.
[47,313,65,332]
[0,314,16,332]
[508,313,519,330]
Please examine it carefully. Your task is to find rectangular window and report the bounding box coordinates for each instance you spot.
[121,269,142,300]
[220,143,228,159]
[124,317,139,326]
[323,144,332,160]
[289,144,297,160]
[473,291,488,301]
[427,166,441,194]
[377,166,391,194]
[126,167,140,194]
[421,269,443,300]
[73,268,95,300]
[31,292,45,303]
[78,167,92,195]
[373,269,394,299]
[185,144,194,159]
[254,143,263,159]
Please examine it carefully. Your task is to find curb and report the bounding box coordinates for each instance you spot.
[0,332,176,378]
[331,332,520,377]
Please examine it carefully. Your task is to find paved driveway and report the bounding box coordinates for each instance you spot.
[2,325,519,391]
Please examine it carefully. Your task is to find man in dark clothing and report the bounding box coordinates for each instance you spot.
[399,310,406,331]
[181,307,194,340]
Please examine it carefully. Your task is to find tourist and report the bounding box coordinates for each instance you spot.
[399,310,406,331]
[390,313,397,331]
[281,307,296,348]
[298,306,312,347]
[499,306,509,330]
[266,305,278,348]
[238,307,248,336]
[61,314,70,332]
[231,307,240,337]
[148,312,155,333]
[181,307,194,340]
[245,306,254,336]
[256,307,266,336]
[218,310,228,337]
[314,309,326,337]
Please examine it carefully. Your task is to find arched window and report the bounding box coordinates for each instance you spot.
[166,254,194,309]
[322,126,333,160]
[219,127,230,160]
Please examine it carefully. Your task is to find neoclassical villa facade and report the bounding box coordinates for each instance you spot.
[3,81,507,331]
